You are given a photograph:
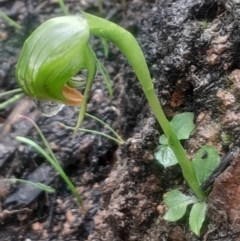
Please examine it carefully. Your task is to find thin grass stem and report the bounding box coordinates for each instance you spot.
[0,10,21,29]
[4,178,55,193]
[16,136,84,211]
[0,93,25,110]
[58,0,69,15]
[0,88,23,98]
[59,122,123,144]
[20,115,59,164]
[85,113,123,143]
[96,58,113,97]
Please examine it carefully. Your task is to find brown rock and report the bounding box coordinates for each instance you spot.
[217,90,236,108]
[209,152,240,228]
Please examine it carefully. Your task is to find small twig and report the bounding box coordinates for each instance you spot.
[0,97,37,139]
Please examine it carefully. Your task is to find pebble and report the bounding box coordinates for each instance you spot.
[0,32,7,40]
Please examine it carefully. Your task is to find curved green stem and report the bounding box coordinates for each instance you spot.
[74,45,97,136]
[84,13,205,200]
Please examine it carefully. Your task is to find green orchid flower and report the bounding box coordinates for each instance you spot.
[16,15,96,106]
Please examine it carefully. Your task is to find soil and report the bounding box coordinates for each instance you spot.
[1,0,240,240]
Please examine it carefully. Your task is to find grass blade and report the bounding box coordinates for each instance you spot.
[5,178,55,193]
[16,136,84,211]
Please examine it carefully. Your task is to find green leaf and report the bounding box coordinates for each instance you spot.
[5,178,55,193]
[160,112,195,142]
[159,134,168,145]
[100,37,109,58]
[171,112,195,140]
[154,145,178,168]
[192,145,220,185]
[163,190,198,221]
[189,202,207,236]
[96,58,113,97]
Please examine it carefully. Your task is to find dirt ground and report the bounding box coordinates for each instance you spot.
[1,0,240,240]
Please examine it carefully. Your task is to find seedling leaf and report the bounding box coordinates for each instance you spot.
[192,145,220,185]
[160,112,195,142]
[171,112,195,140]
[163,190,198,221]
[189,202,207,236]
[154,145,178,168]
[159,134,168,145]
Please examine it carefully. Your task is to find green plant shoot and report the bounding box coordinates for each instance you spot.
[0,89,25,110]
[163,145,220,236]
[15,13,205,200]
[59,112,124,144]
[154,112,195,168]
[17,115,84,211]
[4,178,55,193]
[0,10,21,29]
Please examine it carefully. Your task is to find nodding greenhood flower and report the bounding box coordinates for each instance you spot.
[16,15,94,106]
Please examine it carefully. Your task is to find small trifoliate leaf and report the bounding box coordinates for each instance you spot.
[163,190,198,221]
[154,145,178,168]
[189,202,207,236]
[192,145,220,185]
